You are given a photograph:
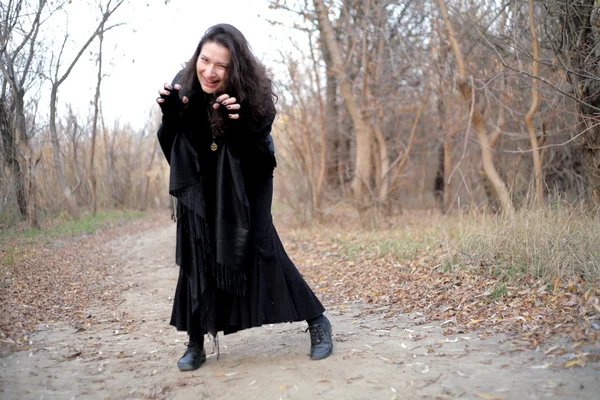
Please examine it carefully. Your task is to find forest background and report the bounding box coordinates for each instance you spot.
[1,0,600,348]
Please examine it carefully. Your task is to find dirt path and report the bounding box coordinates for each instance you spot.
[1,224,599,399]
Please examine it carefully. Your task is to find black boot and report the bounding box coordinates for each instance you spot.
[177,335,206,371]
[306,314,333,360]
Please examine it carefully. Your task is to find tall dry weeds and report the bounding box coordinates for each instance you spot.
[453,205,600,282]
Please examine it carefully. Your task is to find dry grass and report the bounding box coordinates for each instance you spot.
[452,205,600,283]
[282,206,600,344]
[276,202,600,285]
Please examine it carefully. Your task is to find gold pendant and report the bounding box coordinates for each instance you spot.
[211,141,218,151]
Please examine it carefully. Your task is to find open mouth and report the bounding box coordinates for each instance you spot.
[202,77,220,88]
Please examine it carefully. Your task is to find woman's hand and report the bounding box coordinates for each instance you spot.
[214,94,241,119]
[156,83,188,118]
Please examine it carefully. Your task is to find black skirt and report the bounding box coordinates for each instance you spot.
[169,173,325,336]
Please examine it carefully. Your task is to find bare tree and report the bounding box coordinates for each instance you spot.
[275,46,324,219]
[63,104,85,192]
[0,0,56,227]
[525,0,543,206]
[47,0,125,219]
[435,0,513,215]
[103,118,121,207]
[316,15,341,189]
[313,0,373,208]
[548,0,600,204]
[265,0,596,219]
[89,22,105,216]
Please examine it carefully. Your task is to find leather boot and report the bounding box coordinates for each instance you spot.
[306,315,333,360]
[177,337,206,371]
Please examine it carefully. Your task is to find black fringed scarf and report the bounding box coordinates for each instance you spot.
[169,138,250,293]
[160,90,251,334]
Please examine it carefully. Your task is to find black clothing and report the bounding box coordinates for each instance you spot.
[307,315,333,360]
[157,76,324,337]
[177,340,206,371]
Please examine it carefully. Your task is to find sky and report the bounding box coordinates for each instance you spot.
[55,0,294,131]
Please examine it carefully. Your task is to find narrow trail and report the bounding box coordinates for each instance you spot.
[1,224,598,399]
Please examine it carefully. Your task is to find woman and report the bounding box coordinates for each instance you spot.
[156,24,332,371]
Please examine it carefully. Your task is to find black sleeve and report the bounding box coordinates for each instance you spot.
[157,117,176,165]
[226,102,277,176]
[156,71,185,165]
[225,99,276,143]
[249,109,276,139]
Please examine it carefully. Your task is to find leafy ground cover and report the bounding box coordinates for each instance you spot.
[1,207,598,369]
[285,208,600,363]
[0,210,163,354]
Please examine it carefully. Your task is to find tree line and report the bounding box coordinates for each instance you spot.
[2,0,599,228]
[270,0,599,221]
[1,0,165,228]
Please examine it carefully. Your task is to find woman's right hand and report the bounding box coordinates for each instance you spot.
[156,83,188,118]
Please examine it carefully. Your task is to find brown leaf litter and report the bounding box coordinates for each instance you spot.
[0,213,170,355]
[2,211,599,361]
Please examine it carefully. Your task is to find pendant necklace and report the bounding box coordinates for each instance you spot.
[206,107,218,151]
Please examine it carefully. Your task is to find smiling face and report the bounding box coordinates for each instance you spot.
[196,41,231,94]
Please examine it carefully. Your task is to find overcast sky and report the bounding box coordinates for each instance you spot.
[56,0,291,131]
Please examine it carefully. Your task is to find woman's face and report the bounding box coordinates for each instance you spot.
[196,41,231,94]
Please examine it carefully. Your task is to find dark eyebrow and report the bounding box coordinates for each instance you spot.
[200,53,228,67]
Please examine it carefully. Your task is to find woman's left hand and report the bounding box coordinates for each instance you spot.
[214,94,241,119]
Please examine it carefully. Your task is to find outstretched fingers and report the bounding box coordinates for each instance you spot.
[214,94,240,118]
[157,83,187,104]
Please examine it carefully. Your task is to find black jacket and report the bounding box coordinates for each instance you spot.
[157,77,277,300]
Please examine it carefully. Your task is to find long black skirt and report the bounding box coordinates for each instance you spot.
[169,174,325,336]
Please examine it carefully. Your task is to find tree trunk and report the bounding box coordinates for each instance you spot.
[103,122,119,207]
[581,119,600,204]
[443,136,453,212]
[89,30,105,216]
[525,0,543,206]
[436,0,513,215]
[11,160,28,216]
[308,30,327,217]
[371,21,391,210]
[46,0,125,218]
[49,86,80,218]
[313,0,373,206]
[389,90,428,193]
[316,19,340,190]
[0,98,28,217]
[13,94,39,225]
[433,41,454,213]
[560,0,600,204]
[0,0,46,226]
[25,151,41,229]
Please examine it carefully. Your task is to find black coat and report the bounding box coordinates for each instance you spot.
[157,79,324,337]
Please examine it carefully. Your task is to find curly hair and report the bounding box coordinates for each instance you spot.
[179,24,277,135]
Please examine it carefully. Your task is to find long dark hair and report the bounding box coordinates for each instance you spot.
[180,24,277,134]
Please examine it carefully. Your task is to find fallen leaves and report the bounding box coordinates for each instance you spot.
[64,351,82,360]
[3,210,598,361]
[0,213,169,354]
[476,394,503,400]
[287,225,600,350]
[217,371,239,377]
[564,359,583,368]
